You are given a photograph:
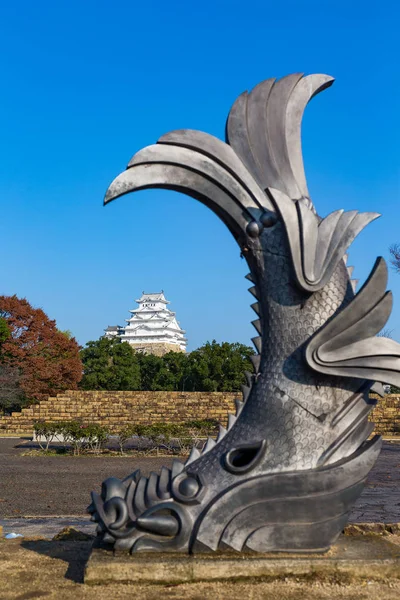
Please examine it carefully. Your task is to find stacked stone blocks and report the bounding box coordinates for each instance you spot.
[0,391,398,436]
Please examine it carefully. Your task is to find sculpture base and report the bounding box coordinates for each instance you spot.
[84,533,400,585]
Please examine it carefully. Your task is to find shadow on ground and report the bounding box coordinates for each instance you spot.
[21,541,92,583]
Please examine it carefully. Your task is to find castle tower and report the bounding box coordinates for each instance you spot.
[104,291,187,356]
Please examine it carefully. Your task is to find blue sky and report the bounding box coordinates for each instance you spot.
[0,0,399,350]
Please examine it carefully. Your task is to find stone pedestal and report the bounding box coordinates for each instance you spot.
[84,534,400,585]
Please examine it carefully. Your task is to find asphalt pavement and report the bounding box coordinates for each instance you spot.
[0,437,398,522]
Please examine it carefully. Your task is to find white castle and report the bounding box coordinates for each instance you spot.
[104,291,187,355]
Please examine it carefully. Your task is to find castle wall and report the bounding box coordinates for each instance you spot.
[0,391,398,436]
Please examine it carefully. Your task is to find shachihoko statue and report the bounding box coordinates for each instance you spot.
[88,73,400,554]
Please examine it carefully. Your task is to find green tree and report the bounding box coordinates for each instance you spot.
[138,351,188,391]
[80,337,141,390]
[185,340,254,392]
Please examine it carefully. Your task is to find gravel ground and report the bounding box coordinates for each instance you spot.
[0,438,399,521]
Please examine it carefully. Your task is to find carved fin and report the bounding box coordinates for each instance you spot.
[145,472,160,504]
[235,399,244,416]
[133,476,148,515]
[226,73,334,203]
[252,336,262,354]
[251,354,261,372]
[252,319,262,333]
[248,286,259,299]
[347,266,354,277]
[370,382,385,397]
[217,424,227,443]
[185,446,201,466]
[245,371,253,386]
[269,188,380,293]
[104,143,264,241]
[251,302,260,315]
[171,459,185,479]
[227,413,237,430]
[245,273,255,282]
[157,466,171,500]
[306,257,400,387]
[202,437,216,454]
[241,384,251,401]
[351,279,359,292]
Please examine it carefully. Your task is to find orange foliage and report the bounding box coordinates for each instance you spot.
[0,295,82,403]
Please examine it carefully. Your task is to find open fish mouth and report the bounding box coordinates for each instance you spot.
[90,73,400,554]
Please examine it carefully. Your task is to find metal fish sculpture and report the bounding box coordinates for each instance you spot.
[89,73,400,554]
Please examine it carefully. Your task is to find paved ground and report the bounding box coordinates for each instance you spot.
[0,438,398,523]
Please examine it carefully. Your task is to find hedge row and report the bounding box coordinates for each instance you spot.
[33,419,218,455]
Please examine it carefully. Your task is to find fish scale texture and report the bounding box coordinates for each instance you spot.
[191,223,363,476]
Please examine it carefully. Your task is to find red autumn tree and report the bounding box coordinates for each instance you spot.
[0,295,82,406]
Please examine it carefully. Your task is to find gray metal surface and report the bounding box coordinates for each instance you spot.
[89,73,400,554]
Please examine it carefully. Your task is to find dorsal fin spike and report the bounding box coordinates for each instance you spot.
[241,384,251,402]
[347,266,354,277]
[248,286,259,299]
[217,424,227,443]
[235,399,244,416]
[245,273,255,282]
[251,354,261,372]
[227,413,237,430]
[251,302,260,315]
[171,459,185,479]
[185,446,201,466]
[202,437,216,454]
[252,336,262,354]
[252,319,262,334]
[244,371,253,386]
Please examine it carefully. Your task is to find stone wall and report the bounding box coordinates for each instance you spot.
[0,391,398,436]
[0,391,238,433]
[370,395,400,436]
[129,343,185,356]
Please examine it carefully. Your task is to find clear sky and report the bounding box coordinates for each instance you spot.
[0,0,399,350]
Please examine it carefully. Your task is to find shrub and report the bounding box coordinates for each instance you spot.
[33,421,62,451]
[115,425,137,454]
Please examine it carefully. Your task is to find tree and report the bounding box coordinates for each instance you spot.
[185,341,254,392]
[137,351,188,391]
[390,244,400,274]
[0,318,23,412]
[80,337,141,390]
[0,295,82,406]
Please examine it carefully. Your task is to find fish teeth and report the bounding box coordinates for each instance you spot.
[251,354,261,372]
[185,446,201,466]
[202,437,216,454]
[252,336,262,354]
[252,319,262,334]
[216,424,227,443]
[235,399,244,416]
[248,286,259,299]
[227,413,237,430]
[245,273,255,282]
[251,302,260,315]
